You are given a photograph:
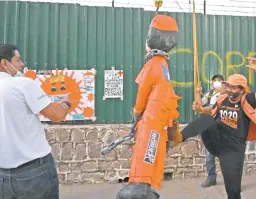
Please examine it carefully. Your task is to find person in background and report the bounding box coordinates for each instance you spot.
[193,74,225,188]
[0,44,71,199]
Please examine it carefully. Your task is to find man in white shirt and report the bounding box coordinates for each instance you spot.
[193,74,224,188]
[0,44,71,199]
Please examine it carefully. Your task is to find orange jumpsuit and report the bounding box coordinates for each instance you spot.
[128,55,181,191]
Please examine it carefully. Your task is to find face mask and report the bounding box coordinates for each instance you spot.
[5,60,24,77]
[213,81,222,89]
[227,91,241,100]
[14,71,24,77]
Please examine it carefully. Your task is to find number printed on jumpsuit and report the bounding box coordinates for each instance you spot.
[219,105,239,129]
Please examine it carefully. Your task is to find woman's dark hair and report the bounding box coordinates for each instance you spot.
[0,44,18,62]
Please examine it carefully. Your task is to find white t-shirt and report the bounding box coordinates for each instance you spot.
[0,72,52,169]
[202,90,220,106]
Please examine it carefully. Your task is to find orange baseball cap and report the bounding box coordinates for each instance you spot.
[224,74,250,93]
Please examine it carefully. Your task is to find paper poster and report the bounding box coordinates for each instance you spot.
[24,68,97,121]
[103,69,123,100]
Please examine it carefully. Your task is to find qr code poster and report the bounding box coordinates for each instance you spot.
[24,68,97,122]
[103,69,123,100]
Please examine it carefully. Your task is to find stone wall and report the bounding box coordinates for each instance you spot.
[45,124,256,184]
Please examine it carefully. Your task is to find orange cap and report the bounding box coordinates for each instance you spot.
[150,14,178,32]
[225,74,250,93]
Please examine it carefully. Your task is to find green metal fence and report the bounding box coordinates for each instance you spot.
[0,1,255,124]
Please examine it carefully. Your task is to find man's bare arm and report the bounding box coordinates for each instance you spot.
[198,105,214,115]
[40,102,71,123]
[192,101,213,115]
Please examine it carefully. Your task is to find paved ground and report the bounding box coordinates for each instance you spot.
[60,173,256,199]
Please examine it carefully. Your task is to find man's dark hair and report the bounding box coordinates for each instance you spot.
[0,44,18,62]
[212,74,224,81]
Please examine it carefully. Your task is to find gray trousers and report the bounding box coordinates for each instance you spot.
[0,153,59,199]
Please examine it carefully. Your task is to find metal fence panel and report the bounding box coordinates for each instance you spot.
[0,1,255,124]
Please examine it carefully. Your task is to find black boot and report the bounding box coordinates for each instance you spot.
[201,178,217,188]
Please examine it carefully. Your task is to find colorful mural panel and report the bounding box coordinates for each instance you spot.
[25,68,97,121]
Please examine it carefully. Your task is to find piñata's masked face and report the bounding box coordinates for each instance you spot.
[146,14,178,53]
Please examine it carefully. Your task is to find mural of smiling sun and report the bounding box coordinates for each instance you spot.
[43,70,83,113]
[25,68,96,121]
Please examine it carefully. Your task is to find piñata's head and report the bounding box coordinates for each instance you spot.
[146,14,178,53]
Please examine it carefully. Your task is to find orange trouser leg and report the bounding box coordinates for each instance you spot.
[128,118,167,191]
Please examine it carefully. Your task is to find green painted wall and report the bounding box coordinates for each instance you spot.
[0,1,255,124]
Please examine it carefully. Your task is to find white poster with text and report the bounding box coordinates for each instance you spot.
[103,69,123,100]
